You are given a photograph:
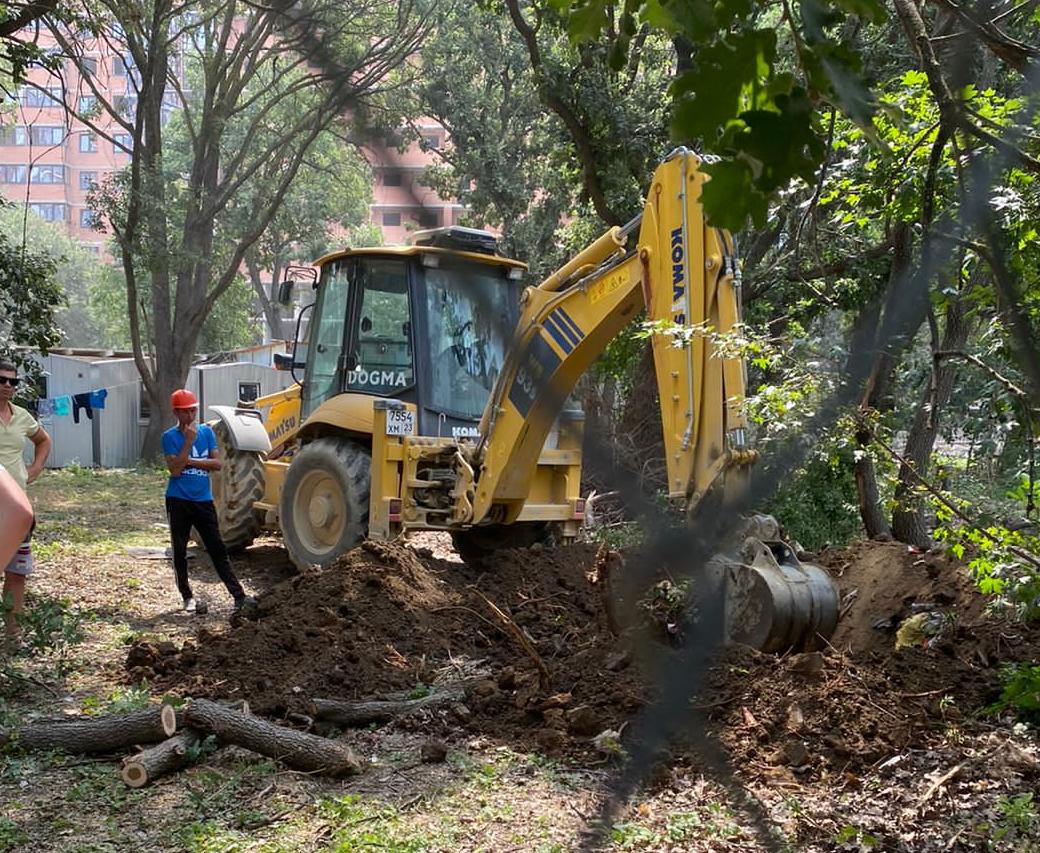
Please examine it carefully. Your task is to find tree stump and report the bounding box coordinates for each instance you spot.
[310,686,466,727]
[121,728,202,788]
[1,705,177,753]
[184,699,361,776]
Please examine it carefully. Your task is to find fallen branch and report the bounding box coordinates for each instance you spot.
[184,698,361,777]
[310,685,467,727]
[1,705,177,753]
[469,587,551,689]
[121,728,202,788]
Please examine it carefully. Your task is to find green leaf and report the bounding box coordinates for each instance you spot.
[700,159,768,229]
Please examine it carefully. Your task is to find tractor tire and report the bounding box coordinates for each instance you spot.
[451,522,555,567]
[280,437,371,571]
[210,422,265,553]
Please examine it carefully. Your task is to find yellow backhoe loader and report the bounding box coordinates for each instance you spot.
[209,148,839,652]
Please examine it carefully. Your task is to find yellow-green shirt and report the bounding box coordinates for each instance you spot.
[0,404,40,492]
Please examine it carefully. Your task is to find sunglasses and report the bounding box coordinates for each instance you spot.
[0,376,20,387]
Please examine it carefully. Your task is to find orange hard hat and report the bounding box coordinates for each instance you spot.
[170,389,198,409]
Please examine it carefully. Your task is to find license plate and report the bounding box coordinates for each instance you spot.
[385,409,415,436]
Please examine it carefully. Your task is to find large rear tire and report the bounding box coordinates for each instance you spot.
[451,522,555,567]
[280,437,371,571]
[211,422,265,553]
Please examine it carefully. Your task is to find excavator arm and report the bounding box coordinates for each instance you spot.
[470,149,754,523]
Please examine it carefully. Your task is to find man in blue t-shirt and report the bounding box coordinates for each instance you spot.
[162,388,257,617]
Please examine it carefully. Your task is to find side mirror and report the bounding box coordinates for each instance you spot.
[277,279,294,307]
[274,352,305,372]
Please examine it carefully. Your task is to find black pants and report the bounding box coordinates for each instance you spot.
[165,497,244,602]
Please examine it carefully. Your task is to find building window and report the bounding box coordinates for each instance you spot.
[81,57,98,76]
[79,208,98,228]
[79,132,97,153]
[382,212,401,227]
[0,126,27,146]
[238,381,261,404]
[19,86,63,107]
[29,203,67,222]
[422,135,440,149]
[30,165,65,184]
[382,171,402,187]
[113,133,133,153]
[79,170,97,190]
[30,126,64,145]
[416,210,439,228]
[0,165,26,183]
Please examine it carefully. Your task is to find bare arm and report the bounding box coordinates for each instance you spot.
[25,425,52,484]
[165,426,197,477]
[0,467,33,566]
[189,446,222,472]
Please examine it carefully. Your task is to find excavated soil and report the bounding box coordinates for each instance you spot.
[128,537,1040,778]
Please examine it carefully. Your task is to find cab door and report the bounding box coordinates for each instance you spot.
[343,258,416,401]
[301,258,353,420]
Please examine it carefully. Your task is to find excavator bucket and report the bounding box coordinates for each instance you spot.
[722,539,840,652]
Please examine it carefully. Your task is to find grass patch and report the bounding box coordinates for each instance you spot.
[29,467,168,560]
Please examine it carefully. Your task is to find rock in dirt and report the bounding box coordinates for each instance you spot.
[787,651,826,677]
[566,705,603,737]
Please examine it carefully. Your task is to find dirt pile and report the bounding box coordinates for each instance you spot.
[126,537,1039,770]
[132,539,644,751]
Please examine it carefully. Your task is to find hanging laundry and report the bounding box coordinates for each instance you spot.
[88,388,107,410]
[72,393,94,424]
[37,399,55,417]
[53,396,71,417]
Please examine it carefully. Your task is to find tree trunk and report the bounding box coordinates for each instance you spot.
[121,728,201,788]
[246,255,284,342]
[850,222,926,539]
[1,705,177,754]
[310,686,467,727]
[183,699,361,776]
[892,298,974,546]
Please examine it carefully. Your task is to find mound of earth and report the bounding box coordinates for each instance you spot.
[132,539,645,753]
[127,537,1039,773]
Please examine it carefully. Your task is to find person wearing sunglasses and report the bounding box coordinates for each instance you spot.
[0,360,52,642]
[162,388,257,618]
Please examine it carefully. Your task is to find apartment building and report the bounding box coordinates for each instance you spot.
[1,34,462,254]
[364,121,467,244]
[0,40,141,257]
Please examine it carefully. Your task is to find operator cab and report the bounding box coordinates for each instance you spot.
[291,229,526,439]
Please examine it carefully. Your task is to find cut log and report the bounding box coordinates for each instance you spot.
[121,728,202,788]
[1,705,177,754]
[310,685,466,727]
[184,699,361,776]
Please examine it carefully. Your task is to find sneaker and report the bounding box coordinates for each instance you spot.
[183,597,197,613]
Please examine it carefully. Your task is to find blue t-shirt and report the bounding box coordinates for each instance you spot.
[162,423,217,502]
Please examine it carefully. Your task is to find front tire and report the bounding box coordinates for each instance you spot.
[451,522,555,566]
[280,437,371,571]
[211,422,265,552]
